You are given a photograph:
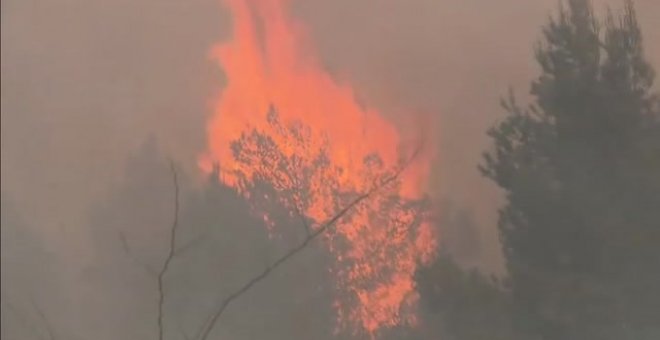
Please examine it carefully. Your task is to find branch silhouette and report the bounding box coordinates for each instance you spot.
[29,297,57,340]
[157,159,180,340]
[195,144,423,340]
[1,296,54,340]
[115,159,193,340]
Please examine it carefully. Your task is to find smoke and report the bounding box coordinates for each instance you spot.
[1,0,658,338]
[293,0,660,272]
[1,0,226,232]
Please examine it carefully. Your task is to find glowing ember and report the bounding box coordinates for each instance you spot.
[200,0,436,335]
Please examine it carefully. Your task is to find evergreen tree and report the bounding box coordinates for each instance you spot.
[415,251,517,340]
[480,1,660,339]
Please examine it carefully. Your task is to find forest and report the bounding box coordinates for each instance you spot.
[2,0,659,339]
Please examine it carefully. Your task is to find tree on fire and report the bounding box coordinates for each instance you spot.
[417,0,660,339]
[221,107,432,336]
[81,109,428,339]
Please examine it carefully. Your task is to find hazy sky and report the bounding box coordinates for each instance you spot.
[2,1,659,339]
[2,0,659,281]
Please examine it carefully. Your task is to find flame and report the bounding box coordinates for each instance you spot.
[200,0,436,335]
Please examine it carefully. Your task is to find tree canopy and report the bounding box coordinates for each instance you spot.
[417,1,660,339]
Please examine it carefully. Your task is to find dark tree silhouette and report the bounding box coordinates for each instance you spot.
[415,1,659,340]
[480,1,660,339]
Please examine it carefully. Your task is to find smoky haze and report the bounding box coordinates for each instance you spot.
[2,0,659,339]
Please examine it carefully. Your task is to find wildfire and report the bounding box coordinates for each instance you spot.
[200,0,436,335]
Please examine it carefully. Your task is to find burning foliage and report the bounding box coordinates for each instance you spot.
[200,0,436,334]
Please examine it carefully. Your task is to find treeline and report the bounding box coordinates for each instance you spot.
[2,1,658,339]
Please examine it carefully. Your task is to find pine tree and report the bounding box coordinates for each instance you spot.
[480,1,660,339]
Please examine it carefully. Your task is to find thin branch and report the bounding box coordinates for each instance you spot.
[115,159,183,340]
[157,159,180,340]
[194,144,422,340]
[29,297,56,340]
[2,297,45,340]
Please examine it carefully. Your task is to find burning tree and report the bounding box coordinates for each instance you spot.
[113,116,433,340]
[213,107,434,335]
[198,0,437,336]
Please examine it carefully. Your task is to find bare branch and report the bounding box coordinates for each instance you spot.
[29,297,56,340]
[1,297,44,340]
[115,159,183,340]
[2,289,70,340]
[194,145,422,340]
[156,159,180,340]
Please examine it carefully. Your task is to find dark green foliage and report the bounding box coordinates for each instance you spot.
[480,0,660,339]
[415,252,518,340]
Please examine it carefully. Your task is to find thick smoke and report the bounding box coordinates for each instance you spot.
[2,0,658,339]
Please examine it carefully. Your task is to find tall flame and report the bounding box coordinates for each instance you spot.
[200,0,436,335]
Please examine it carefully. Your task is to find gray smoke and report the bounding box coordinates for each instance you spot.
[2,0,658,339]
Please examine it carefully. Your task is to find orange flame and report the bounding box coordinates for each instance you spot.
[200,0,436,335]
